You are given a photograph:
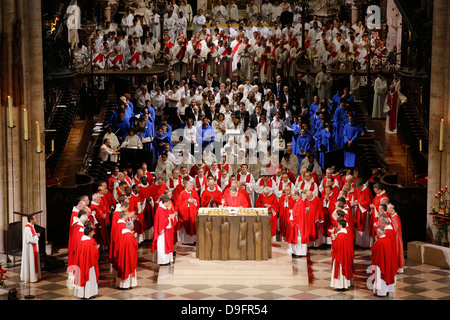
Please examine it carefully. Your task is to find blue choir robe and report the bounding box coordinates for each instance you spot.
[316,128,332,169]
[309,102,320,130]
[291,122,301,154]
[295,134,311,171]
[152,132,172,164]
[343,122,363,168]
[331,93,341,115]
[196,124,215,152]
[333,106,347,149]
[112,116,131,141]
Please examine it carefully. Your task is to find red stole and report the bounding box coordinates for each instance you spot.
[387,90,398,131]
[164,41,174,55]
[176,45,187,61]
[112,53,123,66]
[222,46,232,76]
[25,224,39,274]
[259,46,271,74]
[93,52,104,64]
[195,175,207,190]
[169,176,182,189]
[232,40,243,56]
[237,172,252,184]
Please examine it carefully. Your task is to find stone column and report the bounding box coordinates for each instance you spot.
[426,0,450,242]
[0,0,46,257]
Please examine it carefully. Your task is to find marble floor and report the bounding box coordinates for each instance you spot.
[1,240,449,301]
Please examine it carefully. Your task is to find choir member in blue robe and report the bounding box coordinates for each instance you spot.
[295,128,311,172]
[343,114,364,168]
[291,116,302,155]
[112,109,131,142]
[317,123,333,170]
[153,127,172,164]
[333,99,348,149]
[196,117,215,153]
[330,89,342,116]
[309,96,320,131]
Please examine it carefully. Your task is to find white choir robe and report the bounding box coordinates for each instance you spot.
[150,14,161,42]
[213,5,228,24]
[372,77,387,119]
[218,46,233,83]
[287,211,308,256]
[73,235,99,299]
[20,223,41,283]
[237,43,254,81]
[155,160,174,183]
[228,4,239,22]
[275,180,293,199]
[315,71,333,101]
[138,56,154,70]
[302,74,315,106]
[109,53,125,70]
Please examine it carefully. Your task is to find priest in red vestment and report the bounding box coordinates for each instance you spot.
[353,180,373,248]
[67,210,88,273]
[277,184,295,240]
[369,183,390,238]
[115,220,138,289]
[380,216,399,275]
[322,185,338,242]
[371,226,397,296]
[201,179,223,207]
[73,226,100,299]
[388,204,404,273]
[285,191,309,257]
[152,195,175,265]
[109,210,129,270]
[176,181,200,244]
[255,187,280,239]
[303,190,324,245]
[138,175,154,233]
[222,186,250,208]
[330,218,354,290]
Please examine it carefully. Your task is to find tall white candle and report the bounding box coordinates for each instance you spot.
[51,139,54,152]
[439,118,444,151]
[36,121,41,153]
[23,108,29,140]
[8,96,13,128]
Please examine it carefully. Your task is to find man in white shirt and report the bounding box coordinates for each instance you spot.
[213,0,228,24]
[228,0,239,23]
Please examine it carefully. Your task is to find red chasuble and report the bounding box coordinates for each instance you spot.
[255,192,279,237]
[354,186,373,232]
[371,235,396,285]
[152,205,174,254]
[303,196,323,241]
[176,189,200,237]
[222,192,250,208]
[369,192,390,237]
[138,183,153,231]
[286,199,306,244]
[384,225,399,273]
[390,213,404,269]
[322,193,338,237]
[109,220,126,269]
[277,194,296,238]
[74,236,99,288]
[67,223,83,270]
[331,229,354,280]
[201,188,223,207]
[115,229,138,280]
[90,202,106,244]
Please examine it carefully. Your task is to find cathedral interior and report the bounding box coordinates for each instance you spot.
[0,0,449,306]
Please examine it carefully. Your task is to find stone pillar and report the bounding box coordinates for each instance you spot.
[0,0,46,257]
[426,0,450,242]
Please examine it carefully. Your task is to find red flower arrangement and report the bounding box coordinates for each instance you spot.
[433,216,450,245]
[0,265,7,288]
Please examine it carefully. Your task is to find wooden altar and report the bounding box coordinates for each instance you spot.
[196,207,272,261]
